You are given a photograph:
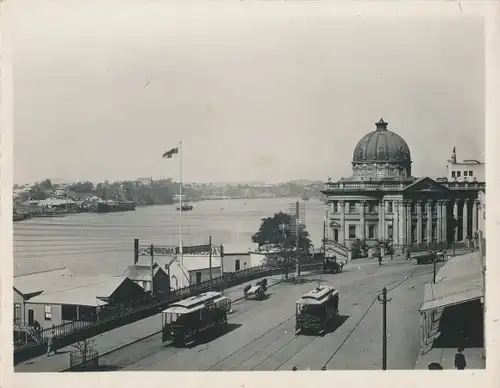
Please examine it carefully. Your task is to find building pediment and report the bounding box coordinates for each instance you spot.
[402,177,450,193]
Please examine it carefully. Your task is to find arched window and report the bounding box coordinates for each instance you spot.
[378,147,385,159]
[358,148,365,159]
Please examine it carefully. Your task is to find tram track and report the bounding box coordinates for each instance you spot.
[203,267,416,371]
[269,267,428,371]
[214,265,434,371]
[101,261,434,371]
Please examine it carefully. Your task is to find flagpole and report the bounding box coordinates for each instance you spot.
[179,140,184,289]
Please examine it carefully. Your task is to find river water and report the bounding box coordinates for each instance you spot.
[14,197,326,277]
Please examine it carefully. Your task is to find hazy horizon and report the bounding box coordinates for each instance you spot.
[11,2,485,185]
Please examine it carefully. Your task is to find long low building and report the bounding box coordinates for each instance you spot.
[14,269,148,330]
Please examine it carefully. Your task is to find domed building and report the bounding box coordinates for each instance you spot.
[322,119,485,256]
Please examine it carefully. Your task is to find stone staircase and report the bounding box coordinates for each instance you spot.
[323,239,351,263]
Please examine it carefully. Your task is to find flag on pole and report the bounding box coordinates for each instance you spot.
[162,147,179,159]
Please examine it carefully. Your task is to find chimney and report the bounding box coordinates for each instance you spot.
[134,239,139,265]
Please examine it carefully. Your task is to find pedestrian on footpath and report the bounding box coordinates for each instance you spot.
[454,348,467,370]
[46,329,56,357]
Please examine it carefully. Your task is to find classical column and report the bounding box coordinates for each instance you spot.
[400,200,407,246]
[339,200,345,244]
[416,200,423,244]
[393,201,399,245]
[436,200,442,243]
[379,200,385,239]
[406,201,412,246]
[360,200,366,240]
[463,200,469,241]
[453,200,459,242]
[427,201,433,244]
[441,200,448,244]
[472,200,479,234]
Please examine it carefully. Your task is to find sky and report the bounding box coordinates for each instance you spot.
[10,1,485,185]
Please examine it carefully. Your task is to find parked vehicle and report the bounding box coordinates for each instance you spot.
[161,291,231,346]
[295,285,339,335]
[415,252,436,265]
[322,256,344,274]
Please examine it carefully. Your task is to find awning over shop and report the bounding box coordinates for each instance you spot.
[420,252,484,313]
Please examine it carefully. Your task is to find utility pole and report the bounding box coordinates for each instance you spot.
[377,287,392,370]
[209,236,213,291]
[295,201,300,277]
[150,244,155,295]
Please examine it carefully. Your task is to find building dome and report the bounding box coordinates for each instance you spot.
[351,119,413,180]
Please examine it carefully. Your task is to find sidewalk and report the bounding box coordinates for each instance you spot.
[414,347,485,370]
[15,273,288,373]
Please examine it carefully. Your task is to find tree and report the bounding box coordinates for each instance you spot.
[350,238,369,259]
[251,211,312,252]
[40,179,53,190]
[70,181,95,193]
[28,185,47,201]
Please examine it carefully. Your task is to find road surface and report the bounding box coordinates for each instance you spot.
[96,258,434,371]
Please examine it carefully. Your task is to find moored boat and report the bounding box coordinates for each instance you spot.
[176,203,193,212]
[96,200,136,213]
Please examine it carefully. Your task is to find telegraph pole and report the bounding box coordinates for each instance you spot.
[377,287,392,370]
[295,201,301,277]
[150,244,155,295]
[209,236,213,291]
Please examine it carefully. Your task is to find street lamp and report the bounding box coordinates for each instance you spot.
[377,287,392,370]
[433,241,437,284]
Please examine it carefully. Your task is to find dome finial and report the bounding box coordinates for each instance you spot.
[375,118,388,131]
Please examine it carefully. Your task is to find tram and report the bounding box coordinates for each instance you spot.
[161,291,231,346]
[295,285,339,335]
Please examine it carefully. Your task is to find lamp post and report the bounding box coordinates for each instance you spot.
[377,287,392,370]
[433,241,437,284]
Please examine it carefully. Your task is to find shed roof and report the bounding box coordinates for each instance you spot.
[123,265,163,282]
[420,253,484,312]
[26,276,127,307]
[14,268,74,296]
[435,252,482,283]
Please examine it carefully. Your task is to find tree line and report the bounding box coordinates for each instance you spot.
[14,179,201,205]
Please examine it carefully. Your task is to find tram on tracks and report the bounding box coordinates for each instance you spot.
[161,291,232,346]
[295,285,339,335]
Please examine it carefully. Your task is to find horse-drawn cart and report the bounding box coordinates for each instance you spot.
[243,279,267,300]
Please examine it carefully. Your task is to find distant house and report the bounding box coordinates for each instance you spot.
[123,264,170,295]
[221,243,259,272]
[135,255,221,290]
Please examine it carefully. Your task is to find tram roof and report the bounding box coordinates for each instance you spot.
[162,291,225,312]
[296,286,338,305]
